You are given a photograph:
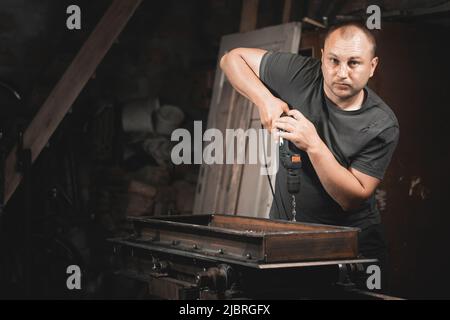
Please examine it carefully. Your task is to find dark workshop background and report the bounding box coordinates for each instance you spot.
[0,0,449,299]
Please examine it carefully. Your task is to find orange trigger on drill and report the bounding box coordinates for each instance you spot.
[291,155,301,163]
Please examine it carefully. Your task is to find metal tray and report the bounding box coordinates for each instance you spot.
[111,214,359,264]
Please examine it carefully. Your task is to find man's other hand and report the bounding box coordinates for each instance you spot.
[274,109,321,152]
[260,96,290,131]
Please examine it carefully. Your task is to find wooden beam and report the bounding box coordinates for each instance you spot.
[282,0,292,23]
[3,0,142,204]
[240,0,259,32]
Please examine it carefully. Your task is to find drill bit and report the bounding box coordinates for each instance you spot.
[291,194,296,222]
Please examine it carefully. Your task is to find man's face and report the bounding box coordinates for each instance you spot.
[321,28,378,101]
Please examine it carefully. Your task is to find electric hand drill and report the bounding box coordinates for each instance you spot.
[278,114,302,221]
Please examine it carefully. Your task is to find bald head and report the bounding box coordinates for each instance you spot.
[324,22,377,58]
[320,22,379,104]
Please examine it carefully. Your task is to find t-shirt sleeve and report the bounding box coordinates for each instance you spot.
[259,51,320,101]
[350,126,400,180]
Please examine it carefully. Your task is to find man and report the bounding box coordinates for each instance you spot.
[220,22,399,289]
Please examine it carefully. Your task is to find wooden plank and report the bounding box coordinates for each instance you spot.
[216,93,254,215]
[210,214,332,232]
[282,0,292,23]
[240,0,259,32]
[264,232,358,262]
[3,0,142,204]
[234,118,273,217]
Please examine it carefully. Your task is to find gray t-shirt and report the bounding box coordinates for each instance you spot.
[260,51,399,229]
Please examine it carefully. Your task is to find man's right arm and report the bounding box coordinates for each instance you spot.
[220,48,289,130]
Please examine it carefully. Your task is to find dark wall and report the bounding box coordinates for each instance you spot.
[371,22,450,299]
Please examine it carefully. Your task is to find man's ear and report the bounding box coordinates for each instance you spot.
[369,56,379,77]
[321,48,324,63]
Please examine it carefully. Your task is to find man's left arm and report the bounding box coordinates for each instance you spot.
[308,143,380,212]
[274,109,396,212]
